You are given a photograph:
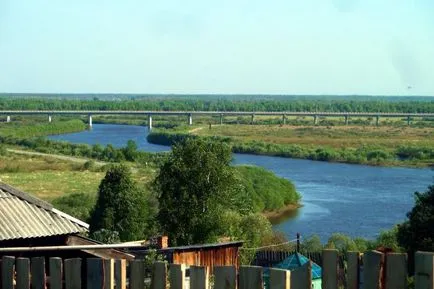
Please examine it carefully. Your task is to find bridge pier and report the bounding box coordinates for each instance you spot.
[376,116,380,126]
[6,115,10,123]
[282,114,286,125]
[344,115,349,125]
[88,114,93,128]
[314,115,318,125]
[148,115,153,130]
[220,114,223,125]
[48,115,52,123]
[188,114,193,125]
[251,114,255,125]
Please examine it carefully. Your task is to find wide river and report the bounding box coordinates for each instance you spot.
[49,124,433,241]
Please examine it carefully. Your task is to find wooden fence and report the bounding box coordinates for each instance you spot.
[1,250,433,289]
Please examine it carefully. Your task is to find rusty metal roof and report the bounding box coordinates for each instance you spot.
[0,182,89,241]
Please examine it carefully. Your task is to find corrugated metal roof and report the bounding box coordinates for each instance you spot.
[0,182,89,241]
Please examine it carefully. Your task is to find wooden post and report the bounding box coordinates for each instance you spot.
[152,261,167,289]
[363,251,384,289]
[115,259,127,289]
[31,257,46,289]
[87,259,104,289]
[104,259,114,289]
[386,253,407,289]
[322,249,339,289]
[415,251,434,289]
[49,258,63,289]
[239,266,263,289]
[290,261,312,289]
[190,266,209,289]
[130,260,145,289]
[16,258,30,289]
[169,264,186,289]
[269,268,290,289]
[2,256,15,289]
[347,252,360,289]
[64,258,82,289]
[214,266,237,289]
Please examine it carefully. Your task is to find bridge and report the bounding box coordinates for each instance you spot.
[1,110,433,129]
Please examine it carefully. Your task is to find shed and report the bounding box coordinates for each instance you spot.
[0,182,133,260]
[131,241,243,272]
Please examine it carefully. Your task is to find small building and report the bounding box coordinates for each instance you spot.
[0,182,133,260]
[131,240,244,273]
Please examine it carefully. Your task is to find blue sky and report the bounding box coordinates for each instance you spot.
[0,0,433,95]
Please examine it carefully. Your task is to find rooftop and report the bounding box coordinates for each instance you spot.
[0,182,89,241]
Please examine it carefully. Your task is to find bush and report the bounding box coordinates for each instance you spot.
[52,193,96,222]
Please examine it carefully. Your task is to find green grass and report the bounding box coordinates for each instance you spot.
[0,119,87,138]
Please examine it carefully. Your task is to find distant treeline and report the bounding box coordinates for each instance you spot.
[1,97,433,113]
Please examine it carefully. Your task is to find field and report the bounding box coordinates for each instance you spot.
[193,125,434,149]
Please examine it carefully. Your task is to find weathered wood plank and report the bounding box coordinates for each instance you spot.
[239,266,263,289]
[169,264,186,289]
[190,265,209,289]
[87,258,104,289]
[152,261,167,289]
[115,259,127,289]
[291,261,312,289]
[214,266,236,289]
[269,268,290,289]
[363,251,384,289]
[49,258,63,289]
[104,259,114,289]
[1,256,15,289]
[322,249,338,289]
[415,251,434,289]
[130,260,145,289]
[386,253,407,289]
[65,258,82,289]
[16,258,30,289]
[31,257,46,289]
[347,252,360,289]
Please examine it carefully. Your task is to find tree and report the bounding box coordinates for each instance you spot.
[153,138,246,246]
[397,184,434,253]
[123,140,138,161]
[89,164,155,242]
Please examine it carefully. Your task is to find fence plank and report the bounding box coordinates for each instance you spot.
[347,252,360,289]
[363,251,384,289]
[16,258,30,289]
[290,261,312,289]
[322,249,339,289]
[269,268,290,289]
[87,258,104,289]
[115,259,127,289]
[1,256,15,289]
[214,266,236,289]
[415,251,434,289]
[65,258,82,289]
[190,266,209,289]
[31,257,46,289]
[130,260,145,289]
[239,266,263,289]
[169,264,186,289]
[104,259,114,289]
[152,261,167,289]
[49,258,63,289]
[386,253,407,289]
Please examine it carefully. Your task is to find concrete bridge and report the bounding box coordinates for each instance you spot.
[1,110,433,129]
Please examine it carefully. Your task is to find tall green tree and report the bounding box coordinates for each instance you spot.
[397,184,434,253]
[153,138,247,246]
[89,164,155,242]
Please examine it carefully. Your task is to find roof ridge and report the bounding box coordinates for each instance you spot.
[0,182,53,211]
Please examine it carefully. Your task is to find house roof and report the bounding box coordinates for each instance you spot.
[0,182,89,241]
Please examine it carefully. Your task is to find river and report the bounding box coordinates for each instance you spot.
[49,124,433,241]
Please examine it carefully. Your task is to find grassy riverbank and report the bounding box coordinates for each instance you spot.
[0,119,87,138]
[147,125,434,167]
